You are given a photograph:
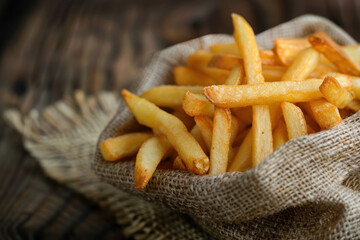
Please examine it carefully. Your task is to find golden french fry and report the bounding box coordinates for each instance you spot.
[231,107,252,126]
[342,45,360,65]
[207,54,242,71]
[319,76,354,108]
[173,156,187,171]
[309,62,337,78]
[227,147,238,167]
[204,78,352,108]
[122,89,209,175]
[308,31,360,76]
[230,115,246,146]
[281,102,307,139]
[259,50,283,66]
[346,99,360,112]
[182,91,214,117]
[224,65,244,85]
[187,50,230,82]
[274,38,311,65]
[262,66,286,82]
[232,13,273,165]
[101,132,153,161]
[280,48,319,82]
[228,130,252,172]
[269,103,282,130]
[351,77,360,99]
[273,120,288,151]
[209,107,231,174]
[210,42,241,56]
[190,125,208,153]
[134,135,172,189]
[141,85,203,108]
[309,99,342,129]
[194,115,213,151]
[172,108,195,130]
[174,66,216,86]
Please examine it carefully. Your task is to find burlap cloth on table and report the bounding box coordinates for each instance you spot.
[4,15,360,239]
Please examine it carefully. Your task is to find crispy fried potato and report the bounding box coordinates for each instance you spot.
[135,135,172,189]
[273,120,288,150]
[351,77,360,99]
[194,115,213,151]
[308,31,360,76]
[281,102,307,139]
[174,66,216,86]
[269,103,282,130]
[342,45,360,65]
[230,115,245,146]
[259,50,283,66]
[346,99,360,112]
[309,62,337,78]
[309,99,342,129]
[141,85,203,108]
[101,132,153,161]
[122,89,209,174]
[210,42,241,55]
[204,78,352,108]
[207,54,242,71]
[262,66,286,82]
[209,107,231,174]
[319,76,354,108]
[281,48,319,82]
[228,130,252,172]
[187,50,230,82]
[190,125,208,153]
[274,38,311,65]
[183,91,214,117]
[232,13,273,165]
[224,65,244,85]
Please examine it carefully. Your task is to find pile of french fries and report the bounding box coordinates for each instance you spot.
[101,13,360,189]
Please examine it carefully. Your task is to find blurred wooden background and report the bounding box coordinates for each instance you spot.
[1,0,360,238]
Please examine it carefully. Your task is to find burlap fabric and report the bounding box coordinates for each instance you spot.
[93,15,360,239]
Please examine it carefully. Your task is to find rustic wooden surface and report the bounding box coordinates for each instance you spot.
[1,0,359,238]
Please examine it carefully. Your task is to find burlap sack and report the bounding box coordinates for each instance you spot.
[93,15,360,239]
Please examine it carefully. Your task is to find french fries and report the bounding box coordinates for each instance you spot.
[281,102,307,139]
[100,13,360,189]
[232,13,273,166]
[319,76,354,108]
[309,99,342,129]
[135,135,172,189]
[308,31,360,76]
[174,66,216,86]
[122,90,209,175]
[204,78,352,108]
[141,85,203,108]
[101,132,153,161]
[209,107,231,174]
[280,48,319,82]
[274,38,311,65]
[273,120,288,150]
[183,91,214,117]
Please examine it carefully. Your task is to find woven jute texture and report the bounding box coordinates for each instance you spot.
[93,15,360,239]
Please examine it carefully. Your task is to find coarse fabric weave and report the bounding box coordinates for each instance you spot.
[93,15,360,239]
